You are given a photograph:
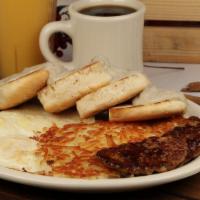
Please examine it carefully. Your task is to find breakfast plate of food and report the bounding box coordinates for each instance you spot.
[0,60,200,191]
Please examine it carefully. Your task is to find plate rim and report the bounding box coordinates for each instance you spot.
[0,157,200,191]
[0,100,199,191]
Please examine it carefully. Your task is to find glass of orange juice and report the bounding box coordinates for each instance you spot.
[0,0,57,78]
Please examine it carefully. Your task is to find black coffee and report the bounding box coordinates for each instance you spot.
[79,5,137,17]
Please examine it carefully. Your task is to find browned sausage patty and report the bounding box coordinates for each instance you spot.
[96,117,200,177]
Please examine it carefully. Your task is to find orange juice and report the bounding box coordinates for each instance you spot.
[0,0,56,77]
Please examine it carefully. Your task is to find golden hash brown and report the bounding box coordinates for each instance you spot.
[33,116,195,179]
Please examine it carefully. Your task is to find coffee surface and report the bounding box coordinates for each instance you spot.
[79,5,137,17]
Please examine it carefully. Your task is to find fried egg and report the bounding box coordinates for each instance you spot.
[0,135,50,173]
[0,102,93,137]
[0,102,93,173]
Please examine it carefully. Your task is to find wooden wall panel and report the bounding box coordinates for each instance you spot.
[141,0,200,21]
[144,27,200,63]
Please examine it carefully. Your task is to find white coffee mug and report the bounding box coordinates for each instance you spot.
[39,0,145,71]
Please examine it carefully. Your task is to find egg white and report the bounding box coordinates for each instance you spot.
[0,103,93,173]
[0,135,50,173]
[0,103,91,137]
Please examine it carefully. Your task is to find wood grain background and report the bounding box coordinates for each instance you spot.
[141,0,200,21]
[141,0,200,63]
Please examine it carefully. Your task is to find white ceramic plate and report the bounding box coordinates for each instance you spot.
[0,100,199,192]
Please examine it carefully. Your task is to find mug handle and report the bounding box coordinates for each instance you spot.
[39,21,74,70]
